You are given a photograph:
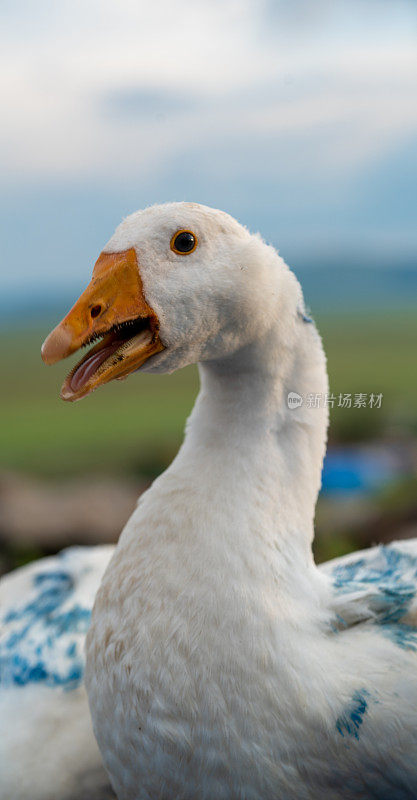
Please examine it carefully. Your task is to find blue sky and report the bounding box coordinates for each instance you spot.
[1,0,416,301]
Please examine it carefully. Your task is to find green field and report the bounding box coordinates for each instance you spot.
[1,309,416,477]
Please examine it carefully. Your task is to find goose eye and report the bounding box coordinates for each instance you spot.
[170,230,197,255]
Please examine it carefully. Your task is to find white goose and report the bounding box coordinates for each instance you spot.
[1,202,417,800]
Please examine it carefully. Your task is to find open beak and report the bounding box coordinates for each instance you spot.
[41,248,164,401]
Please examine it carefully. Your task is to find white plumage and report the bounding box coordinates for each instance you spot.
[0,546,114,799]
[1,203,416,799]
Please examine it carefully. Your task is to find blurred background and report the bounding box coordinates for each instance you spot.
[1,0,416,574]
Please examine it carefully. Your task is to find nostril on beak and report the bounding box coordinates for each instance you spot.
[90,304,102,319]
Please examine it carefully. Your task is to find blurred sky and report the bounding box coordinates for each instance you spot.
[1,0,417,303]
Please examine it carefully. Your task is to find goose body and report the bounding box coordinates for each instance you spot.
[2,540,417,798]
[0,546,115,799]
[1,202,416,798]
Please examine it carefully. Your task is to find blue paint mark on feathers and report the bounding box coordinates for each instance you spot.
[331,545,417,651]
[336,690,370,739]
[378,623,417,652]
[297,305,313,324]
[330,613,348,632]
[66,641,77,658]
[5,571,74,623]
[0,562,91,689]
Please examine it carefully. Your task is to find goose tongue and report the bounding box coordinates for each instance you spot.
[42,247,164,401]
[70,340,122,392]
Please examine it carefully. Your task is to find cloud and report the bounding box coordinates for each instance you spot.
[1,0,417,301]
[101,87,198,119]
[1,0,416,184]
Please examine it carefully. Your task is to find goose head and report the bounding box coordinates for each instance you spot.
[42,202,301,401]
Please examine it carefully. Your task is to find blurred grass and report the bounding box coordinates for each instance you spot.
[318,309,417,441]
[1,331,198,477]
[1,308,416,477]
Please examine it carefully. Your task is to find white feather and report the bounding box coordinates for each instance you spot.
[0,547,114,799]
[1,203,416,799]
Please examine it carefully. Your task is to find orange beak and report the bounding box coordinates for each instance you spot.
[41,248,164,401]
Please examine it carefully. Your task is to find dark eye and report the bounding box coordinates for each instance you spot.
[170,230,197,255]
